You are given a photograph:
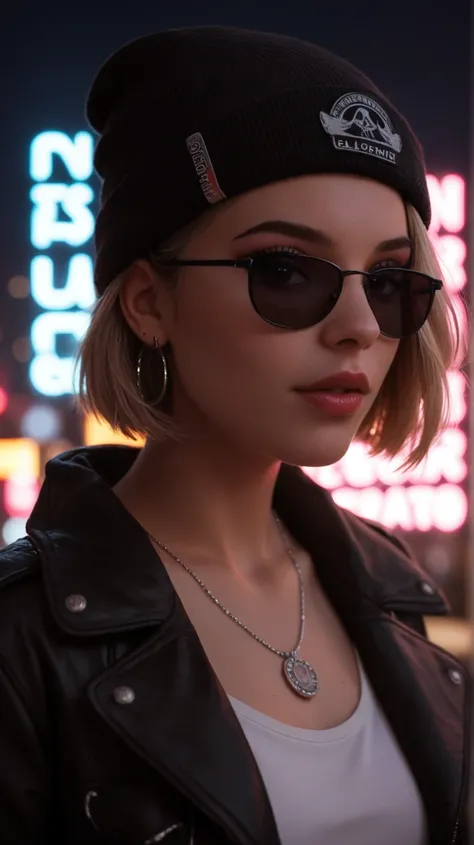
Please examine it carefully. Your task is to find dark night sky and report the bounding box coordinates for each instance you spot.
[1,0,470,392]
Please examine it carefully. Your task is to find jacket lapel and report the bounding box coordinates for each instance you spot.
[87,607,281,845]
[352,614,468,845]
[275,465,468,844]
[31,452,280,845]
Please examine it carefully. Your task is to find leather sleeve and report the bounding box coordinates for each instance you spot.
[0,659,52,843]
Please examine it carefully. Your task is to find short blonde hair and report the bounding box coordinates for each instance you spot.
[357,205,468,469]
[78,204,468,468]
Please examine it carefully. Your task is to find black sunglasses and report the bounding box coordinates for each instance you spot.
[161,252,443,339]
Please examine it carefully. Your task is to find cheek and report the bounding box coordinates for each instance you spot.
[173,273,254,360]
[169,276,286,405]
[373,337,400,387]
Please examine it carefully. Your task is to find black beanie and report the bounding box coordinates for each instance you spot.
[87,26,431,296]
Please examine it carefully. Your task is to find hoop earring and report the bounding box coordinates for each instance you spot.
[136,336,168,406]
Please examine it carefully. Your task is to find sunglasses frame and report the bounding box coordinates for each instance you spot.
[158,255,444,339]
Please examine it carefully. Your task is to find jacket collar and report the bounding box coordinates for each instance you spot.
[27,445,447,636]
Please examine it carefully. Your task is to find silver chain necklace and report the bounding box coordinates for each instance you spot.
[147,514,319,699]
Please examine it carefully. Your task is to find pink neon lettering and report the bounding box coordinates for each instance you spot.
[427,174,465,234]
[429,233,467,293]
[447,370,468,425]
[330,485,467,533]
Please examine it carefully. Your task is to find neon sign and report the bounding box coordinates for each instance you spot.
[29,131,95,396]
[305,174,469,532]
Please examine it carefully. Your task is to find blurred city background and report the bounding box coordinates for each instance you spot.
[1,1,471,660]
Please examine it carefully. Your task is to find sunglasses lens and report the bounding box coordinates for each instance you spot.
[367,270,435,338]
[248,255,341,330]
[248,256,437,338]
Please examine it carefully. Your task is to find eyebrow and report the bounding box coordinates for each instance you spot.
[233,220,412,254]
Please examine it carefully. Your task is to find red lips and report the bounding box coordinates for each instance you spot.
[297,371,370,394]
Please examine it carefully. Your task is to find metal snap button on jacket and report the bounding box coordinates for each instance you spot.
[65,594,87,612]
[448,669,463,686]
[113,686,136,705]
[420,581,435,596]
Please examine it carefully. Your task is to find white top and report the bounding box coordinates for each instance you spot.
[229,656,427,845]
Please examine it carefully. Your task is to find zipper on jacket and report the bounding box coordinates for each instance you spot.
[451,814,460,844]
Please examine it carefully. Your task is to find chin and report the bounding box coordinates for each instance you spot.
[273,433,354,469]
[261,401,366,468]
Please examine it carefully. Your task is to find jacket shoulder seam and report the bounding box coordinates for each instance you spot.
[343,511,449,613]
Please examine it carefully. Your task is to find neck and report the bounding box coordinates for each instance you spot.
[114,434,282,577]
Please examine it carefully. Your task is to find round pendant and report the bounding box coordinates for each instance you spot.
[283,655,319,698]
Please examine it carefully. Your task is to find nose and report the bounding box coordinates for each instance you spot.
[317,274,381,349]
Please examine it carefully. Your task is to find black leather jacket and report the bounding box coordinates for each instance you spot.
[0,446,469,845]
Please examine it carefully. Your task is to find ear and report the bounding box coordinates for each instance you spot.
[119,259,174,346]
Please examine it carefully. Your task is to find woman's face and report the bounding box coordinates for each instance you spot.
[125,174,410,468]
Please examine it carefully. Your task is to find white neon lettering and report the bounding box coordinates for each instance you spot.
[29,131,93,182]
[29,354,78,397]
[30,311,90,355]
[29,130,96,397]
[31,254,95,310]
[29,311,90,396]
[30,183,95,249]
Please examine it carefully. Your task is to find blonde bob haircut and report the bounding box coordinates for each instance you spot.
[78,204,468,471]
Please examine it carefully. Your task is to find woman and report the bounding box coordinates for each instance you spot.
[0,25,469,845]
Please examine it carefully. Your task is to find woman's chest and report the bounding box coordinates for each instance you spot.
[231,689,428,845]
[170,567,362,730]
